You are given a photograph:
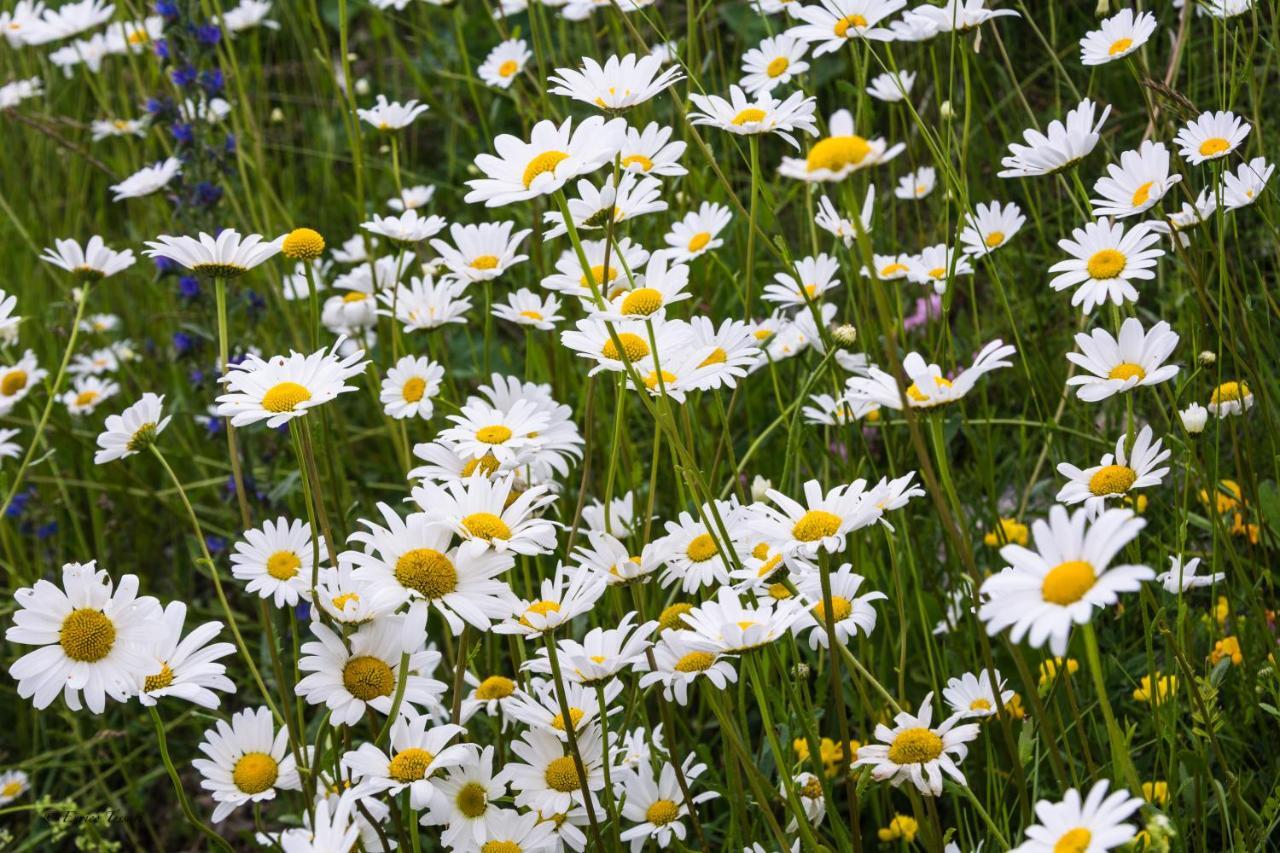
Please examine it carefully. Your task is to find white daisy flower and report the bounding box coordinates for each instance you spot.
[144,229,284,278]
[958,200,1025,256]
[548,52,683,111]
[1056,425,1170,517]
[109,157,181,201]
[676,585,805,654]
[942,669,1014,721]
[895,166,936,200]
[440,396,550,466]
[664,202,732,262]
[357,94,428,131]
[785,0,906,56]
[791,564,887,649]
[459,671,520,725]
[465,115,627,207]
[413,475,558,555]
[331,233,376,264]
[1065,317,1180,402]
[865,254,913,281]
[764,253,841,307]
[620,122,688,177]
[779,108,903,181]
[382,275,473,331]
[815,187,876,246]
[0,770,29,805]
[504,677,622,735]
[387,184,435,212]
[61,375,119,415]
[802,392,879,425]
[492,563,607,637]
[618,757,717,850]
[6,561,161,713]
[907,243,973,294]
[231,517,327,608]
[94,392,170,464]
[1145,186,1217,247]
[1174,110,1250,165]
[560,316,689,375]
[526,613,655,685]
[542,236,649,299]
[221,0,279,33]
[999,98,1110,178]
[683,316,764,389]
[846,340,1016,409]
[853,692,980,796]
[314,559,402,626]
[750,479,892,563]
[0,428,21,460]
[472,809,559,852]
[91,117,148,140]
[362,209,448,244]
[381,355,444,421]
[0,350,48,415]
[581,492,638,538]
[637,631,739,706]
[507,725,609,815]
[192,706,302,823]
[785,772,827,831]
[0,4,43,47]
[343,714,473,808]
[1156,556,1224,594]
[430,220,530,283]
[40,235,136,280]
[215,340,368,428]
[493,288,563,330]
[1011,780,1143,853]
[911,0,1019,32]
[1180,401,1209,434]
[1221,156,1274,210]
[867,70,915,102]
[542,172,668,240]
[1208,380,1254,417]
[478,38,531,89]
[595,251,693,322]
[740,33,810,96]
[653,507,745,593]
[1091,141,1183,219]
[688,85,818,149]
[1048,218,1164,313]
[979,506,1154,655]
[1080,7,1157,65]
[421,746,512,850]
[136,601,235,709]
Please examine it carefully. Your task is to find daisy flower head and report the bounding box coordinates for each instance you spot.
[665,202,732,262]
[560,315,690,376]
[779,109,904,181]
[109,157,181,201]
[0,428,20,460]
[854,692,980,796]
[618,757,717,850]
[381,354,444,420]
[93,392,170,464]
[867,70,915,103]
[192,706,301,823]
[430,220,530,283]
[7,561,161,713]
[907,243,973,294]
[815,187,876,246]
[785,0,907,55]
[1091,141,1183,219]
[357,94,428,131]
[571,532,660,588]
[542,236,650,300]
[493,288,563,330]
[382,274,473,332]
[942,668,1015,719]
[895,166,936,200]
[620,121,688,178]
[144,229,284,278]
[999,98,1110,178]
[913,0,1020,32]
[0,350,48,415]
[542,171,668,239]
[548,52,684,111]
[1174,110,1250,165]
[751,479,887,561]
[459,670,521,724]
[1048,218,1163,313]
[1156,556,1224,593]
[135,601,235,709]
[440,396,550,466]
[638,632,738,705]
[295,617,446,725]
[979,506,1154,655]
[215,340,368,428]
[465,115,627,207]
[313,559,403,626]
[683,316,765,389]
[676,584,805,654]
[1179,401,1209,434]
[1080,7,1157,65]
[528,612,655,685]
[421,745,512,849]
[471,809,559,853]
[61,375,119,415]
[1066,317,1179,402]
[0,770,28,805]
[595,250,692,322]
[507,725,609,815]
[361,209,448,244]
[1011,780,1143,853]
[504,676,622,734]
[581,491,638,539]
[40,235,135,281]
[343,714,473,808]
[846,339,1016,409]
[653,507,745,593]
[1056,425,1170,517]
[740,33,810,96]
[91,117,148,140]
[388,184,435,212]
[688,85,818,149]
[231,517,327,608]
[493,563,607,637]
[1221,156,1274,210]
[802,392,879,425]
[478,38,531,89]
[413,474,558,555]
[764,252,841,307]
[959,200,1025,256]
[866,253,913,281]
[791,564,887,649]
[1207,379,1253,417]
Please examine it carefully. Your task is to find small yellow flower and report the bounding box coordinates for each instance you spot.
[1199,479,1242,514]
[1214,596,1230,628]
[1133,673,1178,705]
[1230,513,1260,544]
[983,517,1029,547]
[877,814,919,843]
[1001,692,1026,720]
[1210,635,1243,667]
[1038,656,1079,689]
[282,227,326,261]
[1142,780,1169,806]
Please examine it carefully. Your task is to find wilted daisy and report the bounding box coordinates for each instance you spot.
[999,98,1110,177]
[1066,317,1180,402]
[548,52,683,111]
[815,188,876,245]
[1048,219,1163,313]
[791,565,886,649]
[1174,110,1250,165]
[943,669,1015,719]
[215,341,367,427]
[1208,380,1253,417]
[618,757,717,851]
[493,563,607,637]
[93,392,170,464]
[109,157,181,201]
[478,38,531,89]
[959,201,1025,256]
[1081,7,1157,65]
[1091,141,1182,219]
[665,202,732,262]
[362,209,448,244]
[779,109,903,181]
[895,166,936,200]
[543,172,667,239]
[193,706,302,823]
[343,715,473,808]
[295,617,446,725]
[688,86,818,148]
[7,561,160,713]
[465,115,627,206]
[1157,556,1224,593]
[847,340,1016,409]
[854,693,980,796]
[638,633,738,705]
[381,355,444,420]
[786,0,905,55]
[144,229,284,278]
[1221,156,1274,210]
[907,244,973,294]
[61,375,119,415]
[430,221,530,282]
[1011,780,1143,853]
[494,288,563,330]
[231,517,327,608]
[979,506,1153,655]
[357,94,428,130]
[421,746,512,849]
[867,70,915,102]
[40,235,136,281]
[136,601,234,709]
[0,350,48,415]
[0,770,28,805]
[740,33,810,95]
[1056,425,1170,517]
[542,237,650,299]
[911,0,1019,30]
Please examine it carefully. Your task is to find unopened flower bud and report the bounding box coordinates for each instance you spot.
[1198,350,1216,366]
[1180,403,1208,434]
[830,323,858,348]
[751,475,772,502]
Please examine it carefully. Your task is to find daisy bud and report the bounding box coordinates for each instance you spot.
[269,107,284,123]
[282,228,325,261]
[1198,350,1216,366]
[1180,402,1208,434]
[830,323,858,348]
[1095,0,1110,16]
[793,662,810,679]
[940,100,954,121]
[750,475,772,501]
[354,78,370,95]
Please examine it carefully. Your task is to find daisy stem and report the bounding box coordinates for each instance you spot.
[743,134,760,321]
[303,261,322,350]
[0,279,90,525]
[150,444,281,722]
[816,551,862,847]
[838,643,902,714]
[1080,621,1142,793]
[542,631,606,849]
[292,419,340,604]
[147,706,234,853]
[214,276,254,530]
[593,684,622,844]
[953,780,1010,850]
[259,598,312,795]
[450,626,471,725]
[376,651,412,746]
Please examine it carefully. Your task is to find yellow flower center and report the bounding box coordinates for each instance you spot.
[394,548,458,598]
[643,370,677,391]
[545,756,581,792]
[1088,464,1137,496]
[984,231,1005,248]
[620,287,663,316]
[74,390,99,407]
[1131,181,1154,207]
[401,376,427,403]
[580,264,617,288]
[675,651,715,673]
[1,781,22,797]
[1086,248,1127,280]
[551,707,585,731]
[731,107,768,126]
[969,698,992,711]
[601,333,650,362]
[232,752,279,795]
[498,59,519,78]
[282,227,325,260]
[261,381,312,413]
[1211,381,1249,403]
[792,509,842,542]
[927,267,946,280]
[471,255,500,270]
[482,842,522,853]
[343,655,395,701]
[59,609,116,663]
[766,56,790,78]
[522,150,569,188]
[518,310,544,322]
[520,599,561,628]
[388,747,434,783]
[658,602,693,632]
[699,347,728,368]
[1198,137,1230,157]
[460,453,501,478]
[646,798,680,826]
[801,776,824,799]
[880,263,908,276]
[621,153,654,171]
[1108,37,1133,56]
[685,232,713,254]
[342,291,367,303]
[1,370,28,396]
[1041,560,1096,606]
[886,728,943,765]
[686,533,718,562]
[456,781,489,818]
[332,592,360,610]
[768,582,792,600]
[266,550,301,581]
[906,376,953,403]
[462,512,512,542]
[476,425,514,444]
[475,675,516,700]
[806,135,872,173]
[1054,828,1092,853]
[144,662,174,692]
[834,14,868,36]
[1107,362,1146,381]
[812,595,853,624]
